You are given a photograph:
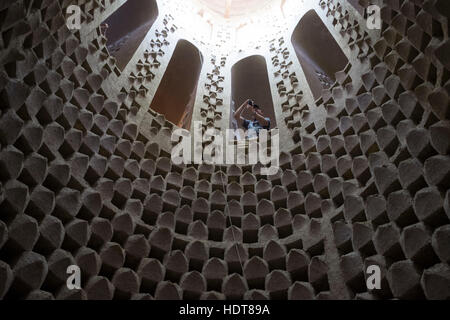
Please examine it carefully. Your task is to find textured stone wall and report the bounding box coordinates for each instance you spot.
[0,0,449,300]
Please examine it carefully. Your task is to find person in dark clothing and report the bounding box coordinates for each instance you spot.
[233,99,271,138]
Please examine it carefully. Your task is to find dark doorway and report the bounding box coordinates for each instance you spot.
[231,55,276,130]
[291,10,349,100]
[103,0,159,70]
[347,0,365,15]
[150,40,203,129]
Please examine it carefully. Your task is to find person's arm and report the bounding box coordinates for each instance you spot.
[234,99,251,122]
[254,112,269,127]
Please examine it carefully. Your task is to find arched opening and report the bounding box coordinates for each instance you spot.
[103,0,159,70]
[347,0,365,15]
[291,10,349,100]
[197,0,273,18]
[231,55,276,130]
[150,40,203,129]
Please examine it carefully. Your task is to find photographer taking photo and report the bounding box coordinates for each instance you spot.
[234,99,271,138]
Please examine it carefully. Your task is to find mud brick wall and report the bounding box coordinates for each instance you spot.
[0,0,449,300]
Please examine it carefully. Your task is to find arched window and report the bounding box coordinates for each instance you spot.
[231,55,276,130]
[150,40,204,129]
[103,0,159,70]
[291,10,349,100]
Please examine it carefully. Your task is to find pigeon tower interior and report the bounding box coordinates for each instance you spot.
[0,0,450,301]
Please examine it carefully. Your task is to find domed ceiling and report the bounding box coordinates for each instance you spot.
[196,0,275,18]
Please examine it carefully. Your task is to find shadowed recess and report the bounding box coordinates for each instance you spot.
[150,39,204,129]
[231,55,277,129]
[291,9,349,100]
[103,0,159,70]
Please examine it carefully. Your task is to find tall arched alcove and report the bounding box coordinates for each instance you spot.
[103,0,159,70]
[230,55,277,129]
[291,10,349,100]
[150,39,204,129]
[347,0,365,15]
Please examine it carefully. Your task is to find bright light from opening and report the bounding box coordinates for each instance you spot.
[196,0,274,18]
[161,0,305,53]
